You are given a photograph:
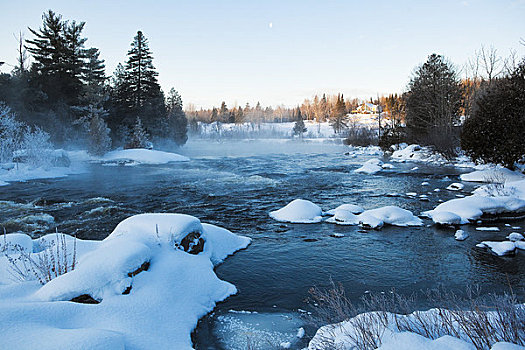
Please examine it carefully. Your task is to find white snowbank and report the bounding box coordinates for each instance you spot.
[326,206,423,229]
[355,158,383,174]
[309,308,522,350]
[507,233,524,242]
[460,168,525,183]
[0,213,250,349]
[269,199,323,224]
[101,149,189,165]
[422,196,525,225]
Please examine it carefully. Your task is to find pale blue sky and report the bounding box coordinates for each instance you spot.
[1,0,524,108]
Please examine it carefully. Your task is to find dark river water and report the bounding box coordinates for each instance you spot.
[1,139,524,349]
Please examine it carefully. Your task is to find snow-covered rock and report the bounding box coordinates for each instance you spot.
[269,199,323,224]
[455,230,469,241]
[101,149,189,165]
[355,158,383,174]
[326,206,422,228]
[390,144,446,164]
[422,195,525,225]
[507,232,524,242]
[477,241,519,256]
[446,183,465,191]
[432,211,462,226]
[0,213,250,350]
[325,204,364,215]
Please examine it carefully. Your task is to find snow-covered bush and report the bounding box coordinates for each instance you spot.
[308,283,525,350]
[20,126,53,167]
[3,232,77,285]
[0,104,23,163]
[125,117,150,149]
[87,107,111,156]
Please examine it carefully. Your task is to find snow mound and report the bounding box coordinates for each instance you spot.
[432,211,462,226]
[455,230,469,241]
[507,233,524,242]
[460,168,525,183]
[269,199,323,223]
[390,144,446,163]
[447,183,465,191]
[423,196,525,225]
[0,213,250,349]
[477,241,523,256]
[101,149,189,165]
[325,204,364,215]
[355,158,383,174]
[326,206,423,228]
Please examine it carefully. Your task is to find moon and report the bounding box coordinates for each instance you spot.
[268,22,273,29]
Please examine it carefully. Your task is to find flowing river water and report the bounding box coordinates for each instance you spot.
[1,139,524,349]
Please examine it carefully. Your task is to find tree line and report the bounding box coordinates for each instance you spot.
[0,10,188,156]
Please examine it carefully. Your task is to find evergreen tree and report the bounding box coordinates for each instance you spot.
[219,101,229,122]
[293,107,307,138]
[26,10,87,106]
[122,30,166,135]
[87,106,111,156]
[405,54,462,152]
[165,88,188,145]
[82,47,106,106]
[235,106,244,124]
[125,117,150,149]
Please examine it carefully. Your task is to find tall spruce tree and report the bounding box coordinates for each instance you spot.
[165,88,188,145]
[293,107,307,138]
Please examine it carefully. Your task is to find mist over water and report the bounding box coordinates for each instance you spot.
[1,139,524,349]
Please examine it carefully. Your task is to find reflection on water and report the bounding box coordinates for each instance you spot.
[1,140,524,349]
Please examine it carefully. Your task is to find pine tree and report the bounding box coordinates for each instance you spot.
[235,106,244,124]
[26,10,87,106]
[329,94,348,133]
[125,117,150,149]
[293,107,307,138]
[165,88,188,145]
[122,30,166,136]
[87,106,111,156]
[405,54,462,145]
[82,48,106,106]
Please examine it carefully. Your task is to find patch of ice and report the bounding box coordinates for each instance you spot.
[476,227,500,231]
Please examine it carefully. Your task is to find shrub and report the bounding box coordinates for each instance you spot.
[308,282,525,350]
[20,126,53,167]
[344,128,377,147]
[3,230,77,285]
[0,104,23,163]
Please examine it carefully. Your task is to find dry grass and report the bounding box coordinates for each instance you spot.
[307,281,525,350]
[2,228,77,285]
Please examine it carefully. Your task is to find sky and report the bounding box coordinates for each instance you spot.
[1,0,524,109]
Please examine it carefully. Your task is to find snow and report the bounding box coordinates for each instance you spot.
[326,206,423,228]
[460,168,525,183]
[326,204,364,215]
[476,227,500,231]
[390,144,447,164]
[477,241,520,256]
[101,148,189,165]
[309,308,523,350]
[355,158,383,174]
[269,199,323,224]
[422,196,525,225]
[507,232,524,242]
[432,211,462,225]
[455,230,469,241]
[0,213,250,349]
[447,183,465,191]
